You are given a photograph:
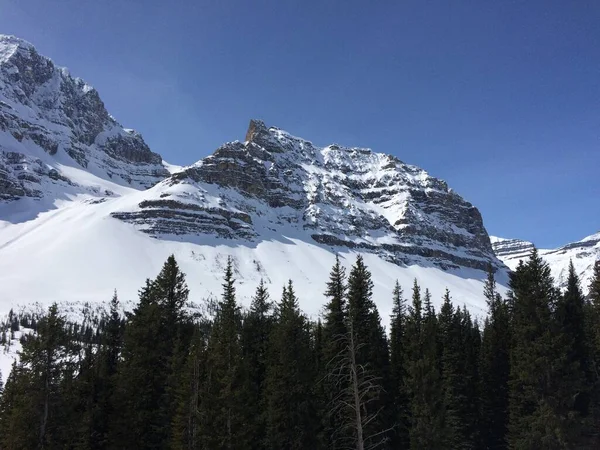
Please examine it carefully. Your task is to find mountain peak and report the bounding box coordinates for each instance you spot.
[0,34,36,63]
[0,35,169,202]
[113,119,501,273]
[245,119,269,142]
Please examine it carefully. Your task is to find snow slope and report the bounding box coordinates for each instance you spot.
[0,35,511,336]
[491,233,600,293]
[0,191,508,322]
[0,34,169,206]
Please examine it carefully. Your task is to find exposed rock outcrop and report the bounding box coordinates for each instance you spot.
[0,34,169,201]
[113,120,501,271]
[491,234,600,293]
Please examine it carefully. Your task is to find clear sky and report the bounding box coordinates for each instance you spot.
[0,0,598,248]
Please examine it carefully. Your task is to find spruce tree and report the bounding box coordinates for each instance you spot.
[479,266,510,450]
[588,260,600,445]
[556,261,591,415]
[171,327,208,450]
[0,362,32,449]
[0,304,78,449]
[201,257,249,449]
[320,255,351,449]
[85,291,124,449]
[460,307,482,448]
[346,255,393,447]
[111,256,189,449]
[589,261,600,367]
[406,280,446,449]
[438,289,466,448]
[389,280,410,448]
[241,278,273,450]
[265,281,317,449]
[508,249,583,448]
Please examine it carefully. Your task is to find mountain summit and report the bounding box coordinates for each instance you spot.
[0,36,508,318]
[113,119,499,272]
[0,34,168,204]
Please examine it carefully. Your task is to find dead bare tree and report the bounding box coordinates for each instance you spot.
[324,320,392,450]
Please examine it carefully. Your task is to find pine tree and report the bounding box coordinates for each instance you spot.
[346,255,393,448]
[111,256,190,449]
[556,261,591,415]
[587,260,600,445]
[200,257,249,449]
[241,278,273,450]
[405,280,446,449]
[0,304,78,449]
[0,362,32,449]
[311,318,328,449]
[320,255,351,449]
[83,291,123,449]
[461,306,482,448]
[438,289,465,448]
[389,280,410,448]
[590,260,600,305]
[479,265,510,450]
[171,327,208,450]
[265,281,317,449]
[508,249,583,448]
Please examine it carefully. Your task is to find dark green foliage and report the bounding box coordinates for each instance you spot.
[77,291,123,449]
[111,255,190,449]
[480,265,510,450]
[0,304,78,449]
[264,281,318,450]
[3,252,600,449]
[200,257,250,449]
[460,307,483,448]
[389,280,410,448]
[241,278,274,450]
[405,280,446,449]
[438,289,464,448]
[556,262,592,412]
[346,256,393,446]
[508,249,585,449]
[587,260,600,445]
[0,362,30,449]
[320,255,351,449]
[171,327,208,450]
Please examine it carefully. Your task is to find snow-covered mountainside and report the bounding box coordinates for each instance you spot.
[112,119,500,272]
[0,35,510,329]
[490,236,535,264]
[0,34,169,206]
[491,233,600,293]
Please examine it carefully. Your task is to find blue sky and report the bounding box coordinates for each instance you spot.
[0,0,598,248]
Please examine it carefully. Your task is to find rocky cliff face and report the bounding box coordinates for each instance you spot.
[113,120,501,271]
[0,34,505,275]
[490,236,535,262]
[491,233,599,293]
[0,35,168,201]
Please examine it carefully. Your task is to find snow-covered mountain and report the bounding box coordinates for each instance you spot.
[112,119,500,272]
[491,233,600,293]
[0,34,509,326]
[0,35,169,205]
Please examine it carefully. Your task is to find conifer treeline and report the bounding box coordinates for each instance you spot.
[1,253,600,449]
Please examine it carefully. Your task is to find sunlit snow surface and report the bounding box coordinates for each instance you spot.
[0,191,508,319]
[0,34,513,384]
[491,235,600,293]
[0,192,511,385]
